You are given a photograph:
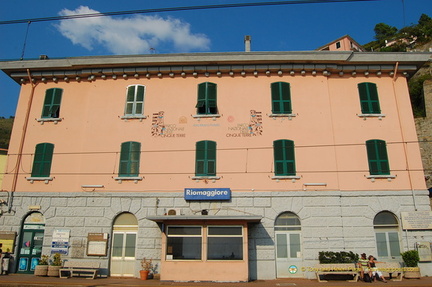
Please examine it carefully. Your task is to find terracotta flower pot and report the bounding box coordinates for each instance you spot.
[140,270,149,280]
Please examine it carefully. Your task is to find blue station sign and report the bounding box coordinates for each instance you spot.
[184,188,231,201]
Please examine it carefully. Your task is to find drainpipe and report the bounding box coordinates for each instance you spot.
[391,62,418,211]
[9,69,36,213]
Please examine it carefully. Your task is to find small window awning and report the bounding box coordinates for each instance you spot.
[146,215,262,223]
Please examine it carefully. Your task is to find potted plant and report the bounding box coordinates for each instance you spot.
[401,250,421,279]
[140,258,153,280]
[34,254,49,276]
[47,253,62,277]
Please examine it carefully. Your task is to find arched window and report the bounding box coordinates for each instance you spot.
[195,140,216,176]
[124,85,145,116]
[271,82,292,114]
[196,82,217,115]
[374,211,401,258]
[119,141,141,177]
[273,140,296,176]
[358,82,381,114]
[41,88,62,118]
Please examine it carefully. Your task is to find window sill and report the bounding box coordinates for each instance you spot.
[114,176,143,183]
[192,114,221,120]
[366,174,396,182]
[191,176,221,182]
[271,175,301,182]
[269,113,296,120]
[357,114,386,120]
[120,115,147,121]
[26,177,53,184]
[36,118,62,124]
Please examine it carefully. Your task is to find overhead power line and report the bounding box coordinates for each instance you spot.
[0,0,379,25]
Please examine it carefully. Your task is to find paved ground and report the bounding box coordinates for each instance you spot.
[0,274,432,287]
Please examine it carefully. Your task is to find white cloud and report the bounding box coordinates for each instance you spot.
[56,6,210,54]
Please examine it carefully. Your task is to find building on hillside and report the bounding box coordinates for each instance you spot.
[0,50,431,281]
[316,35,365,52]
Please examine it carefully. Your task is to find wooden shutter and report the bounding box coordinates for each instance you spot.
[31,143,54,177]
[274,140,295,176]
[271,82,292,114]
[359,83,381,114]
[366,140,390,175]
[119,142,140,176]
[42,88,62,118]
[195,141,216,176]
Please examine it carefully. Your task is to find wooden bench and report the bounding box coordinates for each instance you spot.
[59,261,100,279]
[375,262,403,281]
[315,263,359,282]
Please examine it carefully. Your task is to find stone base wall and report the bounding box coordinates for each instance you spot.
[1,190,431,279]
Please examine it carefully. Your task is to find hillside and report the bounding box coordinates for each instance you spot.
[0,117,14,149]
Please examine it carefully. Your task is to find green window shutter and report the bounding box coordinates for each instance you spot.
[119,141,141,176]
[42,88,62,118]
[31,143,54,177]
[271,82,292,114]
[124,85,145,116]
[358,83,381,114]
[274,140,296,176]
[195,140,216,176]
[366,140,390,175]
[196,82,217,115]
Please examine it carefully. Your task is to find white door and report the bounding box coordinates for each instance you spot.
[275,231,303,278]
[111,232,137,276]
[110,213,138,277]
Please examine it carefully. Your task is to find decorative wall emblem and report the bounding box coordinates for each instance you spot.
[248,110,263,136]
[151,111,186,138]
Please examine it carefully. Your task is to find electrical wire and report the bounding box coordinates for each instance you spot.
[0,0,380,25]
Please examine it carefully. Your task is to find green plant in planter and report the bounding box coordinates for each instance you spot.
[39,254,49,265]
[50,253,62,266]
[319,251,359,263]
[401,250,420,267]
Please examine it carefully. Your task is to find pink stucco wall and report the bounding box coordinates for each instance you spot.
[3,72,425,194]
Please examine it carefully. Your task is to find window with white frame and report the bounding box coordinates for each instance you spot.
[124,85,145,117]
[374,211,401,258]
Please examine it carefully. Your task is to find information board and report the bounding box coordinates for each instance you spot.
[87,233,108,256]
[401,211,432,230]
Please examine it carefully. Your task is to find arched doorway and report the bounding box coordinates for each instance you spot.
[110,213,138,277]
[374,211,401,260]
[17,212,45,273]
[274,212,302,278]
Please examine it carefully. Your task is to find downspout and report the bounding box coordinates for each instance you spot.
[8,69,36,213]
[391,62,418,211]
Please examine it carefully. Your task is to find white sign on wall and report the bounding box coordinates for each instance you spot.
[401,211,432,230]
[51,229,70,255]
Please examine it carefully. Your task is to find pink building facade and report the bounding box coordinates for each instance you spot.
[0,51,431,281]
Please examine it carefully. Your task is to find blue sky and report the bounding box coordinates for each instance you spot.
[1,0,431,117]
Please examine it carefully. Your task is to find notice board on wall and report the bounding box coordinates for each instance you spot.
[0,231,16,253]
[87,233,108,256]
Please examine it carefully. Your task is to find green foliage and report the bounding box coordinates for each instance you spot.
[0,117,14,149]
[38,254,49,265]
[50,253,62,266]
[401,250,420,267]
[364,13,432,51]
[409,74,431,117]
[318,251,359,264]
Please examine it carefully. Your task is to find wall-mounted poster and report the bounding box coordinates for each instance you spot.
[51,229,70,255]
[87,233,108,256]
[0,231,16,253]
[417,241,432,261]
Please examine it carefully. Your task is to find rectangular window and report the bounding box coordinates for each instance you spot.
[366,139,390,175]
[124,85,145,116]
[196,82,217,115]
[271,82,292,114]
[207,226,243,260]
[41,88,62,118]
[273,140,296,176]
[166,226,202,260]
[195,141,216,176]
[358,82,381,114]
[31,143,54,177]
[119,141,141,177]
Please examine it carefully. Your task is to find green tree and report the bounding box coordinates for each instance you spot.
[374,23,398,41]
